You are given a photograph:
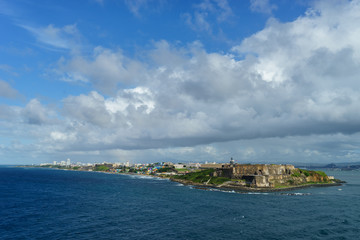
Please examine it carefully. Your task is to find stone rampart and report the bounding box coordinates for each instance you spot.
[213,164,294,178]
[212,164,295,188]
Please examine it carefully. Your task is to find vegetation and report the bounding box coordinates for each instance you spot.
[291,169,302,177]
[172,169,231,185]
[300,169,311,177]
[158,167,174,173]
[314,170,327,178]
[274,184,292,189]
[94,165,109,171]
[291,169,328,178]
[208,177,231,185]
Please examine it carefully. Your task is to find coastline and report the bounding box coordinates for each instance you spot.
[16,165,345,192]
[171,178,344,192]
[17,165,170,179]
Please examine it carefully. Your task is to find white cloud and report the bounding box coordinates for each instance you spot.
[3,0,360,164]
[20,24,81,50]
[124,0,149,17]
[51,0,360,157]
[50,131,76,142]
[184,0,233,33]
[57,47,145,94]
[21,99,56,125]
[0,79,20,99]
[0,64,18,76]
[250,0,277,14]
[124,0,166,17]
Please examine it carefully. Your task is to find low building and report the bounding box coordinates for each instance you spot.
[174,164,185,169]
[200,163,228,169]
[184,163,201,168]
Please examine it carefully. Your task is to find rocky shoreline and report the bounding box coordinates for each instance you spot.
[19,165,345,193]
[171,178,344,192]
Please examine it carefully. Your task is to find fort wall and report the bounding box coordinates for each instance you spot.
[211,164,296,188]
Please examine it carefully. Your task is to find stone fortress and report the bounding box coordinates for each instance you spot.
[208,163,329,188]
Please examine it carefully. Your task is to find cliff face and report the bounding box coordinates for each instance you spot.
[211,164,329,188]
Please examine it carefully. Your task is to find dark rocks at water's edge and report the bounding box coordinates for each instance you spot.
[20,163,345,193]
[170,164,345,192]
[171,178,342,193]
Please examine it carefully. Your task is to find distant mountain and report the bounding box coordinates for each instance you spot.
[295,162,360,170]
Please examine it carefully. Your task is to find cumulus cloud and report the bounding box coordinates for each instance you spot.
[57,47,145,94]
[21,99,57,125]
[49,0,360,154]
[0,80,20,99]
[4,0,360,164]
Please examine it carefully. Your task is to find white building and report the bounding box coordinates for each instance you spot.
[174,164,185,169]
[66,158,71,166]
[185,163,201,168]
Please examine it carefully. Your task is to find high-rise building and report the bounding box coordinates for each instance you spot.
[66,158,71,166]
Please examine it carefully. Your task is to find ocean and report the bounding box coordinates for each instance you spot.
[0,166,359,240]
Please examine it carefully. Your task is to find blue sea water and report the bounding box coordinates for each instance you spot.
[0,167,359,240]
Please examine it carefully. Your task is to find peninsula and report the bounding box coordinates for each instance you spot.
[170,163,344,192]
[28,161,344,192]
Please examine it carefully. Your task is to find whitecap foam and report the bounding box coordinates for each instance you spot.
[246,192,270,195]
[279,192,311,196]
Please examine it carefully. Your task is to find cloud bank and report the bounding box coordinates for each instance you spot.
[52,1,360,149]
[2,0,360,163]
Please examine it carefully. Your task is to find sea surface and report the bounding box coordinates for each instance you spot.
[0,166,359,240]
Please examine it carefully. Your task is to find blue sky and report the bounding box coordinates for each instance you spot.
[1,0,360,165]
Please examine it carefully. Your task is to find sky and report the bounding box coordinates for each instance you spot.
[1,0,360,165]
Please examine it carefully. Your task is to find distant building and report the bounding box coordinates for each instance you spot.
[184,163,201,168]
[66,158,71,166]
[200,163,227,169]
[40,163,51,166]
[53,161,57,165]
[113,162,122,167]
[163,162,174,167]
[174,164,185,169]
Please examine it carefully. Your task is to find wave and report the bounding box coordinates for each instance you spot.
[278,192,311,196]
